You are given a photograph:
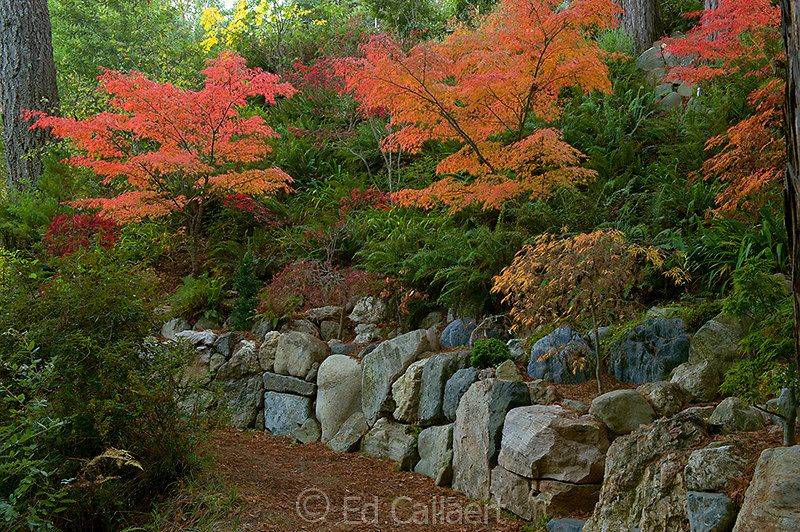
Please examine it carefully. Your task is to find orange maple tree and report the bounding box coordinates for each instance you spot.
[664,0,784,213]
[338,0,619,211]
[28,52,296,268]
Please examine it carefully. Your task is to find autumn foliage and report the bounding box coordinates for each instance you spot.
[339,0,620,211]
[42,213,119,257]
[664,0,784,213]
[28,52,296,237]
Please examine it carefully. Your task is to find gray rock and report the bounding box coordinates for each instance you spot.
[419,351,469,425]
[469,315,511,346]
[560,399,589,414]
[176,329,218,348]
[452,378,530,500]
[392,359,428,423]
[319,320,341,341]
[507,339,527,363]
[263,391,314,436]
[361,418,418,470]
[161,317,191,340]
[440,318,477,348]
[443,367,479,421]
[282,318,319,337]
[496,359,522,381]
[257,331,281,371]
[733,445,800,531]
[192,317,219,331]
[349,296,386,325]
[305,305,343,322]
[263,372,316,396]
[361,330,430,424]
[251,318,273,341]
[708,397,765,434]
[273,331,328,379]
[216,340,261,380]
[209,353,226,374]
[527,380,559,405]
[608,317,690,384]
[354,323,381,344]
[498,405,609,483]
[671,360,720,401]
[414,424,453,486]
[685,443,746,492]
[687,491,737,532]
[527,327,592,384]
[316,355,362,442]
[327,411,369,453]
[328,340,356,356]
[220,376,263,429]
[585,412,710,531]
[291,417,322,444]
[419,310,444,329]
[637,380,688,417]
[547,518,586,532]
[213,332,234,358]
[589,389,656,435]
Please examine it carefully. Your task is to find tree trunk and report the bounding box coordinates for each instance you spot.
[620,0,662,55]
[780,0,800,446]
[0,0,59,190]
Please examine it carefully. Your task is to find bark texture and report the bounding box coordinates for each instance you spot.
[620,0,662,55]
[781,0,800,446]
[0,0,59,189]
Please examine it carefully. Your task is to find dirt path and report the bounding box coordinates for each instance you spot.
[211,429,523,531]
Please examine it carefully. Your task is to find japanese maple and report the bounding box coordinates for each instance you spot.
[664,0,784,213]
[42,213,120,257]
[28,52,296,270]
[338,0,619,211]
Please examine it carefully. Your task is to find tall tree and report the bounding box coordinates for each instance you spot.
[620,0,661,54]
[780,0,800,446]
[0,0,59,189]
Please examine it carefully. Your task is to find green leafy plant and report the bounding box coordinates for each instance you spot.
[170,274,226,322]
[470,338,512,368]
[229,248,260,331]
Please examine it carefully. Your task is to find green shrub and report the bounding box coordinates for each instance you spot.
[170,274,226,322]
[470,338,512,368]
[229,248,260,331]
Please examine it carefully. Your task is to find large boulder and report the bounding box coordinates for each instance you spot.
[671,360,720,402]
[685,442,747,493]
[361,418,418,470]
[414,424,454,486]
[257,331,281,371]
[272,331,328,380]
[527,327,592,384]
[687,491,737,532]
[443,367,479,421]
[349,296,386,325]
[418,351,469,425]
[589,389,656,435]
[305,305,343,322]
[440,318,477,348]
[708,397,765,434]
[391,359,427,423]
[733,445,800,531]
[498,405,608,484]
[327,411,370,453]
[315,355,362,442]
[451,379,530,500]
[354,323,381,344]
[584,412,710,531]
[216,340,261,380]
[263,372,316,396]
[263,391,315,436]
[608,317,690,384]
[219,376,263,429]
[637,380,688,417]
[361,330,431,424]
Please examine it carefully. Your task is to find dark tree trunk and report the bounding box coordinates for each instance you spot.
[0,0,59,190]
[781,0,800,446]
[620,0,662,55]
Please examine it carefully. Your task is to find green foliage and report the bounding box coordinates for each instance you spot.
[170,274,226,322]
[470,338,512,368]
[229,248,260,331]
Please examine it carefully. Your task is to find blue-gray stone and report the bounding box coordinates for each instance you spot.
[440,318,477,348]
[547,518,585,532]
[527,327,592,384]
[686,491,737,532]
[443,367,479,421]
[608,317,689,384]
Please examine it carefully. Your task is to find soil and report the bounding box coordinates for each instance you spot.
[210,429,523,531]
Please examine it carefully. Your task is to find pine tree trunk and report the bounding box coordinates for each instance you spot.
[0,0,59,190]
[620,0,662,55]
[780,0,800,446]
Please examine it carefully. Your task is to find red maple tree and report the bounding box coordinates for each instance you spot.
[28,52,296,269]
[338,0,619,211]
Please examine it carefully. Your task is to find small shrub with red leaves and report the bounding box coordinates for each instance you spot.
[42,213,120,257]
